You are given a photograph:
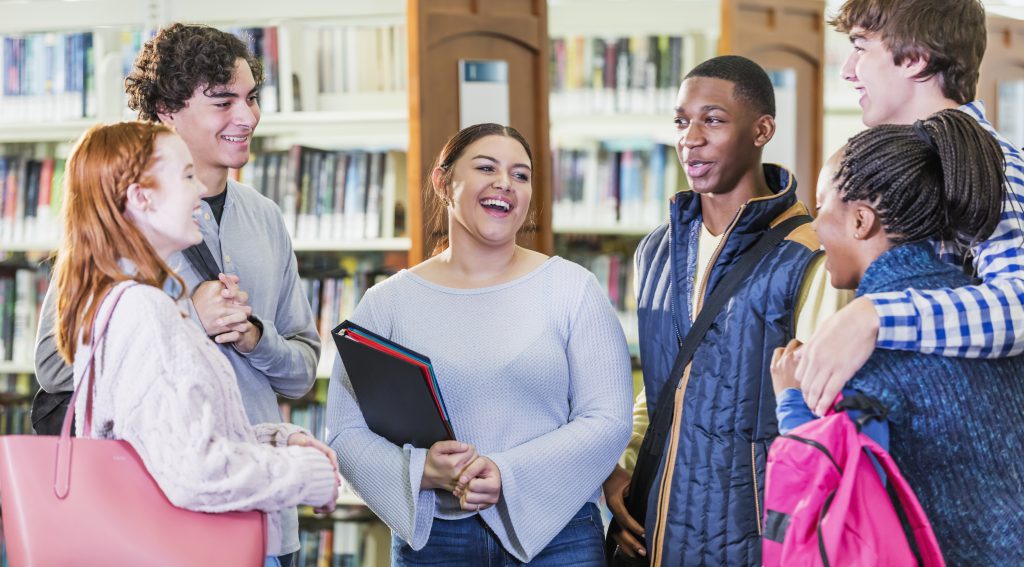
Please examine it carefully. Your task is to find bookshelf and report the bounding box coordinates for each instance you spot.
[0,3,412,566]
[547,0,713,357]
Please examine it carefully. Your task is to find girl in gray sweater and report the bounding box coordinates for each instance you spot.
[327,124,633,565]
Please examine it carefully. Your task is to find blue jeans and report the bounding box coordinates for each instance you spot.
[392,503,606,566]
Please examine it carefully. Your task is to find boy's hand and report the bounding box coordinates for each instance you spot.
[192,279,252,336]
[604,464,646,558]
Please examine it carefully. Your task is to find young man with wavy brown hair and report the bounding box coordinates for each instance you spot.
[795,0,1024,418]
[35,24,321,567]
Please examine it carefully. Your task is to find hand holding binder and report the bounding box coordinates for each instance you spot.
[332,321,455,448]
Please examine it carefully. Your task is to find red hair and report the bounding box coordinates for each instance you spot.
[54,121,185,363]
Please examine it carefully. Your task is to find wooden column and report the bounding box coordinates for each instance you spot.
[720,0,826,208]
[979,16,1024,134]
[407,0,552,264]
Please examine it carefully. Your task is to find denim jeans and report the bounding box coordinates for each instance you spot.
[392,502,606,566]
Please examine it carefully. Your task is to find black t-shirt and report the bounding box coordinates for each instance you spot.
[203,185,228,225]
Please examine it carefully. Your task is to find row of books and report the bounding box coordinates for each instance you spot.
[0,32,95,122]
[314,24,407,97]
[0,374,36,435]
[0,146,410,248]
[549,34,692,116]
[238,147,408,243]
[0,156,63,246]
[0,267,47,365]
[0,400,31,436]
[552,142,678,232]
[280,382,329,442]
[1,20,409,124]
[296,520,390,567]
[300,262,391,350]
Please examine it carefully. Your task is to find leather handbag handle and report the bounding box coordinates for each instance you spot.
[55,282,137,499]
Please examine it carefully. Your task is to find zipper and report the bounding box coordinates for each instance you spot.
[752,443,762,536]
[650,378,687,566]
[650,207,745,565]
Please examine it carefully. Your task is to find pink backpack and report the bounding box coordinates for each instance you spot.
[762,396,945,567]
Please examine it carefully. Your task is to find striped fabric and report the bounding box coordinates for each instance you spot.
[870,101,1024,357]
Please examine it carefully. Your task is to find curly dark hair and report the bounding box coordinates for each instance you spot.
[125,23,264,122]
[835,109,1005,252]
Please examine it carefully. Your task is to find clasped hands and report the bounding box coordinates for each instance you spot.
[421,441,501,512]
[193,273,261,353]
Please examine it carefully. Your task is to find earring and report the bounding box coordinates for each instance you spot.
[441,196,451,207]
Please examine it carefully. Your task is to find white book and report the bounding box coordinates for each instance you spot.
[12,269,37,364]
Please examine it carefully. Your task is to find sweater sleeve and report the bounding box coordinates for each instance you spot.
[101,288,337,515]
[325,291,436,549]
[485,274,633,561]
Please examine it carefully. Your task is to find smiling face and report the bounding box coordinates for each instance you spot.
[436,135,533,249]
[812,151,870,290]
[673,76,771,196]
[841,28,919,127]
[158,58,260,180]
[132,134,207,259]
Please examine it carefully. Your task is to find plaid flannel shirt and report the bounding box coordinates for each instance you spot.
[869,101,1024,357]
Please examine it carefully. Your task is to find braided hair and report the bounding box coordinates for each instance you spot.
[835,108,1005,253]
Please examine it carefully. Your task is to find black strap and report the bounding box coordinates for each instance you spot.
[182,239,264,337]
[181,241,221,281]
[626,214,813,528]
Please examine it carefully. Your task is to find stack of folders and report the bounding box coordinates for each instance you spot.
[331,321,455,448]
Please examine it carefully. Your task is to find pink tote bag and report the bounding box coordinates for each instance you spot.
[0,284,266,566]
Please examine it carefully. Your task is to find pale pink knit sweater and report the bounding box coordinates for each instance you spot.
[72,281,336,555]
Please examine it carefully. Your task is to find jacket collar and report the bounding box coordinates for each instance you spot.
[669,163,800,237]
[666,163,805,332]
[856,242,961,297]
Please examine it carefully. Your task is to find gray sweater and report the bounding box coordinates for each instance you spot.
[326,257,633,562]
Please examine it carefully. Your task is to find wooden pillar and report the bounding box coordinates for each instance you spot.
[407,0,552,264]
[720,0,826,208]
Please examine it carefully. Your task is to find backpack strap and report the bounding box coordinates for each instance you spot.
[625,214,813,527]
[865,440,946,567]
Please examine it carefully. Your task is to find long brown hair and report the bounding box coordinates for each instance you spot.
[429,123,534,255]
[54,121,185,363]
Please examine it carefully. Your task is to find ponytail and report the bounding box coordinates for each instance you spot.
[835,108,1005,252]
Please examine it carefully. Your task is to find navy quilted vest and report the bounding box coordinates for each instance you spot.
[634,165,820,566]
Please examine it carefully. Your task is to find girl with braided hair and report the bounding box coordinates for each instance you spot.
[771,108,1024,564]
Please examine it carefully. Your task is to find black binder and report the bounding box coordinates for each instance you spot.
[331,321,454,448]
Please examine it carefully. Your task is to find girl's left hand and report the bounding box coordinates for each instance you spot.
[770,339,803,396]
[454,456,502,512]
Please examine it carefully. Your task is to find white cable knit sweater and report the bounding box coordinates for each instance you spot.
[72,281,336,555]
